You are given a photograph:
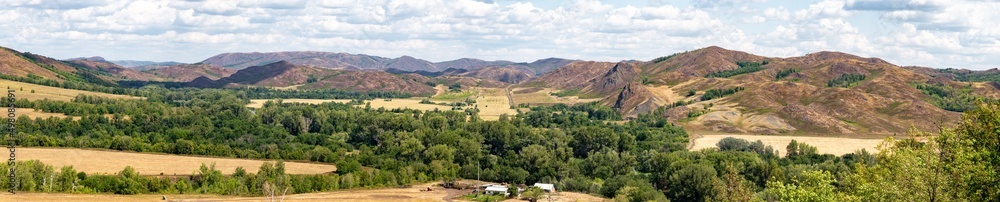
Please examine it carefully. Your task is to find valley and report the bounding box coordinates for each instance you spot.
[0,44,998,201]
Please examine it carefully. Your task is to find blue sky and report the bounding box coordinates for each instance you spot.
[0,0,997,69]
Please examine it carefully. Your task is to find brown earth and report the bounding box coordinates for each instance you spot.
[519,46,990,136]
[144,63,236,82]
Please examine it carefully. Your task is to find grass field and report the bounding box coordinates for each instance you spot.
[0,182,608,202]
[432,90,476,101]
[0,79,136,101]
[19,148,337,176]
[247,98,455,111]
[510,87,602,106]
[474,87,517,121]
[690,134,885,156]
[16,108,72,119]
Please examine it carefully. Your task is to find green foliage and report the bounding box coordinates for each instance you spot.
[550,89,581,97]
[915,83,982,112]
[6,76,1000,201]
[706,61,766,78]
[701,87,745,101]
[667,163,718,202]
[775,68,799,80]
[937,68,1000,82]
[717,137,776,157]
[827,74,866,88]
[461,193,507,202]
[434,91,475,100]
[763,170,855,202]
[650,51,686,64]
[846,135,954,201]
[943,101,1000,200]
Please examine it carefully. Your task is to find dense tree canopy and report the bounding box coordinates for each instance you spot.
[0,83,997,201]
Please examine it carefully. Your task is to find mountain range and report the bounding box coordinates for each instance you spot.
[1,45,998,135]
[198,51,574,75]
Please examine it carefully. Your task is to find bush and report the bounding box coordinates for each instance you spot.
[827,74,866,88]
[706,61,765,78]
[775,68,799,80]
[700,87,744,101]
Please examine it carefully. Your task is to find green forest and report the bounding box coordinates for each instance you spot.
[0,82,998,201]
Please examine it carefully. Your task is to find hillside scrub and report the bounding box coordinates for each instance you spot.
[915,83,983,112]
[706,61,766,78]
[827,74,866,88]
[701,86,745,101]
[775,68,799,80]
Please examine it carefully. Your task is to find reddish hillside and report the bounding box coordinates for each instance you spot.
[459,66,534,84]
[302,71,435,96]
[522,46,995,135]
[0,47,62,80]
[212,61,335,87]
[145,64,235,82]
[65,57,161,81]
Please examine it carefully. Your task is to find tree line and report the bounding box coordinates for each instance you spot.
[0,87,997,201]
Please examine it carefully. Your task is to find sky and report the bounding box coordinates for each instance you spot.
[0,0,997,69]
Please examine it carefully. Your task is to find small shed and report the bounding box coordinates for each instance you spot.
[533,183,556,192]
[484,185,509,196]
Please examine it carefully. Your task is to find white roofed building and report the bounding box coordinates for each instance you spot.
[533,183,556,192]
[484,185,509,196]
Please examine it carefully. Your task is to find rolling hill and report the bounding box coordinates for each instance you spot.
[143,63,236,82]
[191,60,436,95]
[3,44,996,136]
[199,51,575,75]
[519,46,999,135]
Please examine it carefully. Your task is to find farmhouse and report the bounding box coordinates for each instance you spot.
[484,185,510,196]
[533,183,556,192]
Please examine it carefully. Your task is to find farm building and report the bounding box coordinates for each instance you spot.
[484,185,509,196]
[533,183,556,192]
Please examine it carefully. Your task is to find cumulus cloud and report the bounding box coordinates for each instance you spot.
[0,0,996,69]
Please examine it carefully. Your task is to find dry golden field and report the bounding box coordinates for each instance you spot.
[19,148,337,175]
[0,79,136,101]
[15,108,72,119]
[690,133,886,156]
[247,98,455,111]
[474,87,517,121]
[509,87,601,106]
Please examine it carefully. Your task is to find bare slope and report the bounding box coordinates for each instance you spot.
[145,63,236,82]
[525,46,992,135]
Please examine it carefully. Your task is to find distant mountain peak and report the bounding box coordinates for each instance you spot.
[67,56,108,62]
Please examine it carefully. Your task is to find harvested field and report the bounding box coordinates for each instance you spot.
[19,148,336,175]
[16,108,71,119]
[13,108,124,121]
[510,87,601,106]
[0,79,136,101]
[274,84,303,90]
[475,87,517,121]
[246,98,455,111]
[690,134,885,156]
